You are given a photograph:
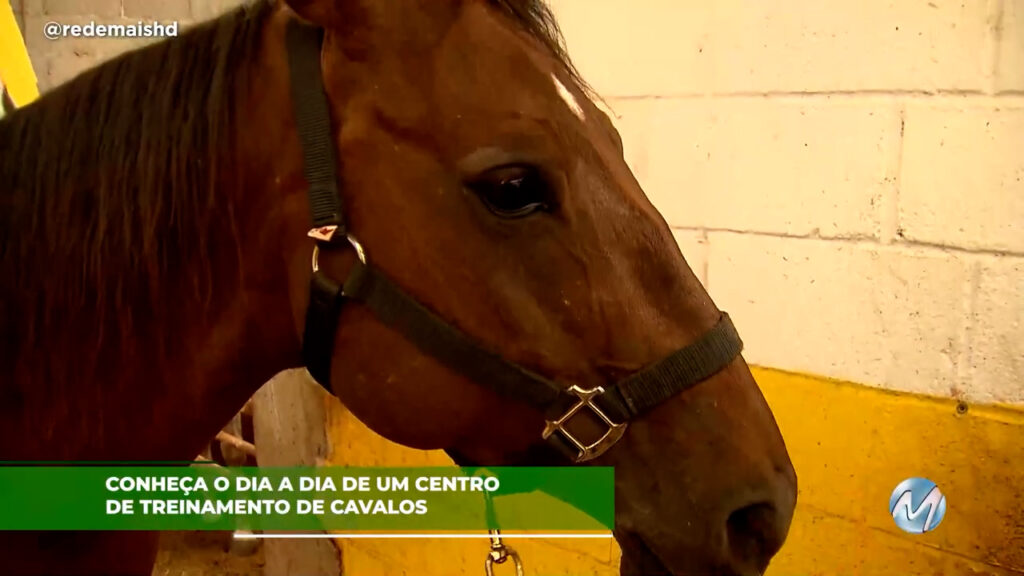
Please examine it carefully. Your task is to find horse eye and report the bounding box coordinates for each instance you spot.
[468,165,553,218]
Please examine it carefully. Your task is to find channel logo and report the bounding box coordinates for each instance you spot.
[889,477,946,533]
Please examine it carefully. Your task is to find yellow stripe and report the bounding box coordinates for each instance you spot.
[324,367,1024,575]
[0,0,39,107]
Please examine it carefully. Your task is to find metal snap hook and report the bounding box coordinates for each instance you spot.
[482,483,523,575]
[484,544,523,576]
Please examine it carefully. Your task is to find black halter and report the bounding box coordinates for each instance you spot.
[285,21,744,464]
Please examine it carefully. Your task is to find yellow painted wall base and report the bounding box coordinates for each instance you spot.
[758,368,1024,576]
[324,367,1024,576]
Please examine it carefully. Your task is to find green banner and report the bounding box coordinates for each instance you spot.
[0,466,613,532]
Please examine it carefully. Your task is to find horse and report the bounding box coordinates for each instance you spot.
[0,0,798,574]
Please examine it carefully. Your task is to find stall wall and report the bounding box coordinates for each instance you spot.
[552,0,1024,408]
[544,1,1024,574]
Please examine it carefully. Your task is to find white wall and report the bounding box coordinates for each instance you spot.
[549,0,1024,404]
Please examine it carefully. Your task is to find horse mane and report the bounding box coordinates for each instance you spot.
[0,0,580,404]
[0,1,273,400]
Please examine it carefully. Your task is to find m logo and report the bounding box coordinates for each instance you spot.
[889,477,947,533]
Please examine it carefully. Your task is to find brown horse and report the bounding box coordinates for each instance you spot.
[0,0,797,574]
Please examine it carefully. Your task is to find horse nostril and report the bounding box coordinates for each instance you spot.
[726,501,785,571]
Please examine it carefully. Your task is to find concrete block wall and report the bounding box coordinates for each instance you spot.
[549,0,1024,405]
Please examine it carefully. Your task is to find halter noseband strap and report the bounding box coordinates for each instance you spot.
[285,20,744,464]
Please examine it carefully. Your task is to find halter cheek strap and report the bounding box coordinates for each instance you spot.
[285,20,744,464]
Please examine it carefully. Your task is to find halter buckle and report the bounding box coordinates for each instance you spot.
[542,385,627,463]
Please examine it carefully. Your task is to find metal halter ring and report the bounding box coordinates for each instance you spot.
[311,234,367,273]
[541,385,628,463]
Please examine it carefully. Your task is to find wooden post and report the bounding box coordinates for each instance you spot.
[251,369,343,576]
